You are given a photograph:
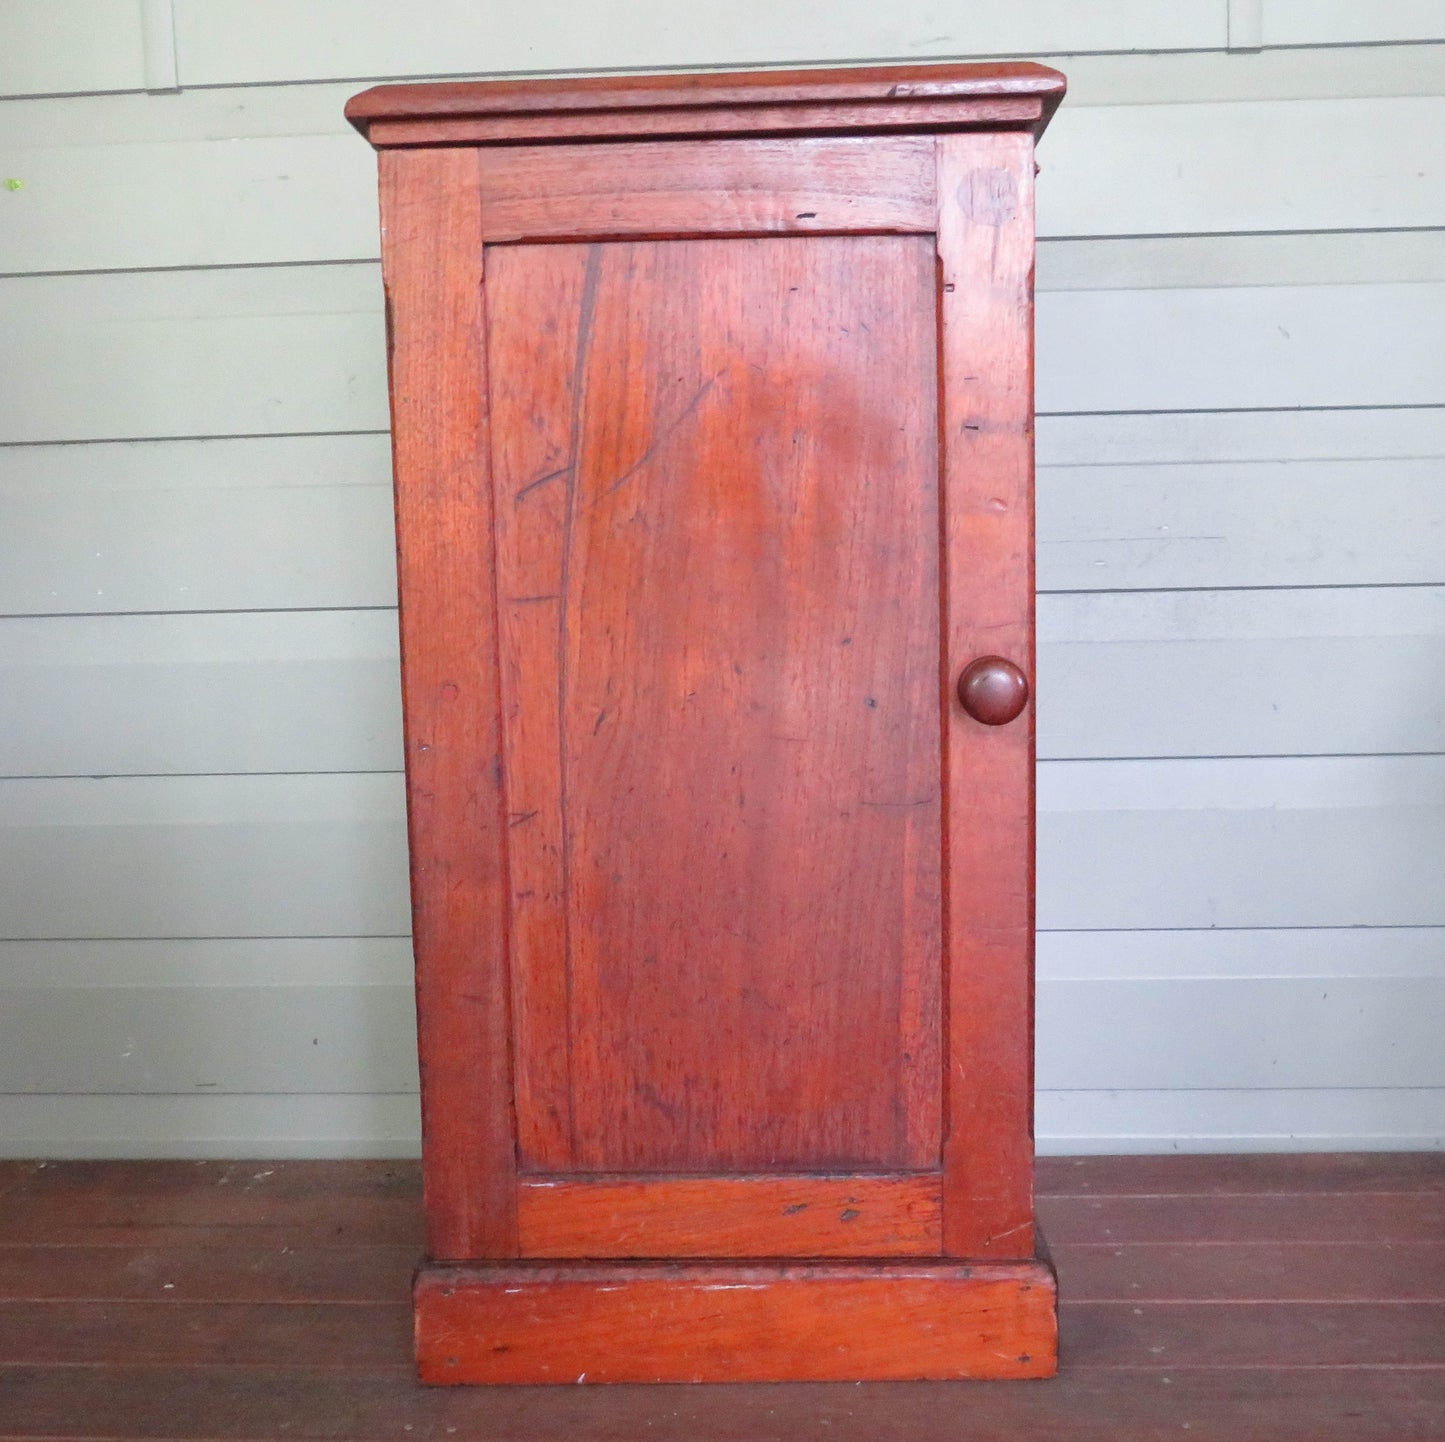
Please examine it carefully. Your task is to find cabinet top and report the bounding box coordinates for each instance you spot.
[346,61,1065,149]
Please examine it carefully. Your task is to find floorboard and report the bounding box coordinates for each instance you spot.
[1037,1191,1444,1245]
[1,1366,1441,1441]
[0,1243,416,1303]
[0,1154,1438,1441]
[1035,1153,1445,1196]
[1055,1240,1445,1302]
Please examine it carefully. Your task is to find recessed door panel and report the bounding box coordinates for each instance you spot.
[488,235,942,1173]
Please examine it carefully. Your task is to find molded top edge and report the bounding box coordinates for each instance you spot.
[346,61,1067,145]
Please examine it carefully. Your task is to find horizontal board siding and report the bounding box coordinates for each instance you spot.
[2,85,365,150]
[0,436,396,617]
[0,1,147,98]
[13,928,1437,990]
[1040,231,1445,293]
[1262,0,1445,47]
[0,266,387,445]
[9,48,1445,147]
[1037,978,1445,1089]
[164,2,1445,88]
[1038,587,1445,758]
[1037,1089,1445,1153]
[1036,281,1445,414]
[0,987,417,1094]
[1039,456,1445,591]
[1037,928,1445,981]
[1037,406,1445,467]
[5,267,1442,443]
[1057,44,1445,106]
[4,415,1436,617]
[170,1,1224,87]
[0,938,413,988]
[1,931,1438,1116]
[1038,756,1445,931]
[0,774,411,941]
[0,1090,1438,1158]
[3,759,1441,940]
[2,976,1439,1096]
[4,14,1442,1158]
[0,1095,423,1159]
[4,587,1440,774]
[0,133,379,274]
[5,97,1441,274]
[1039,96,1445,237]
[0,611,404,776]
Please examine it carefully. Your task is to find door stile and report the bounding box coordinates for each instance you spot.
[935,131,1039,1259]
[380,146,520,1260]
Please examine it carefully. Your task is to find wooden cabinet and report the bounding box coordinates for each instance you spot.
[348,61,1065,1384]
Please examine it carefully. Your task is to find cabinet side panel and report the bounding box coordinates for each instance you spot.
[489,235,943,1174]
[379,147,517,1257]
[936,133,1038,1257]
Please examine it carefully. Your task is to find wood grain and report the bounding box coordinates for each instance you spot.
[347,62,1066,144]
[476,136,935,241]
[936,131,1039,1259]
[1037,1151,1445,1197]
[0,1299,413,1370]
[1038,1192,1445,1246]
[378,146,517,1261]
[415,1260,1057,1383]
[0,1155,1442,1434]
[3,1367,1440,1441]
[516,1174,942,1258]
[0,1158,420,1208]
[485,239,588,1170]
[0,1165,39,1208]
[0,1244,418,1303]
[356,64,1059,1375]
[489,235,944,1176]
[1064,1300,1445,1370]
[366,99,1046,148]
[18,1296,1442,1373]
[0,1188,420,1251]
[1055,1242,1445,1303]
[8,1236,1439,1307]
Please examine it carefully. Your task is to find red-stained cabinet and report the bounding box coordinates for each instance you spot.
[348,62,1065,1384]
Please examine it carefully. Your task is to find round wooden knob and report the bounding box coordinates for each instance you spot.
[957,656,1029,725]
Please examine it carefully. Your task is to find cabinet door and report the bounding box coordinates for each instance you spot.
[382,134,1037,1262]
[491,231,942,1184]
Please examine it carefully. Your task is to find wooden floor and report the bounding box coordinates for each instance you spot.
[0,1154,1440,1440]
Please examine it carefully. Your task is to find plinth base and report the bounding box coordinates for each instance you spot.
[415,1257,1058,1384]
